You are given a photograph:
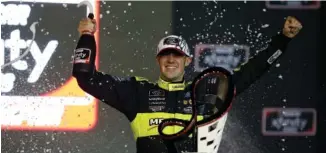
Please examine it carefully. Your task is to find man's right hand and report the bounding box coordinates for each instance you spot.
[78,18,96,36]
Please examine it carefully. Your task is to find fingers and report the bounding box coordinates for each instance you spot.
[91,19,96,24]
[77,18,96,35]
[286,16,302,29]
[79,18,96,26]
[287,16,293,25]
[283,16,302,38]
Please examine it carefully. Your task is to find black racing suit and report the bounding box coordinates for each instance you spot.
[73,34,291,153]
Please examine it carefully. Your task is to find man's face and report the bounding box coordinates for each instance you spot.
[156,50,192,82]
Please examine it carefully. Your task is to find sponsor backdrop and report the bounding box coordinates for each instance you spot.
[173,1,323,153]
[1,0,100,131]
[1,1,324,153]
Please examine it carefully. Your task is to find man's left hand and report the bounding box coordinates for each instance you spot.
[283,16,303,38]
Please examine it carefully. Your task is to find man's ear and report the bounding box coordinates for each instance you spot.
[156,56,160,65]
[185,57,192,66]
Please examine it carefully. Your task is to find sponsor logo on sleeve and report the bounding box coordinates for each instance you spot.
[73,48,91,64]
[267,49,282,64]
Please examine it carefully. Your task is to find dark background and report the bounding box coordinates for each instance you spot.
[1,1,325,153]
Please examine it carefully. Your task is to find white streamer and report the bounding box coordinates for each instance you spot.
[1,22,39,69]
[77,0,94,14]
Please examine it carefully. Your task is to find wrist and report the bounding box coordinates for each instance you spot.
[271,32,292,50]
[80,30,94,36]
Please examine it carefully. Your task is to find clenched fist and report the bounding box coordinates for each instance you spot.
[78,18,96,35]
[283,16,302,38]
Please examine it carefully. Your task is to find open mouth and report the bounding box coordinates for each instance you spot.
[165,66,177,69]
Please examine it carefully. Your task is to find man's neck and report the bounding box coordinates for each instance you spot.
[159,75,184,83]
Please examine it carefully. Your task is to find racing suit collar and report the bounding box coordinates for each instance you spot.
[157,77,186,91]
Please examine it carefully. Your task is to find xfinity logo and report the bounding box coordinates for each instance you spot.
[266,1,320,9]
[194,44,249,72]
[1,0,99,131]
[271,117,307,131]
[262,107,316,136]
[1,3,58,93]
[75,51,88,59]
[74,48,91,64]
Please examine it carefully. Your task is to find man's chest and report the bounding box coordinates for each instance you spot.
[138,87,193,114]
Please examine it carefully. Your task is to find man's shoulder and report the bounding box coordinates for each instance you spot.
[111,75,154,85]
[134,76,149,82]
[133,76,156,85]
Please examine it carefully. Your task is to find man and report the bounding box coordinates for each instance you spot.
[73,16,302,153]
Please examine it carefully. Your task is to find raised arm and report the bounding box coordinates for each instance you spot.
[72,18,137,116]
[233,16,302,94]
[73,66,137,115]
